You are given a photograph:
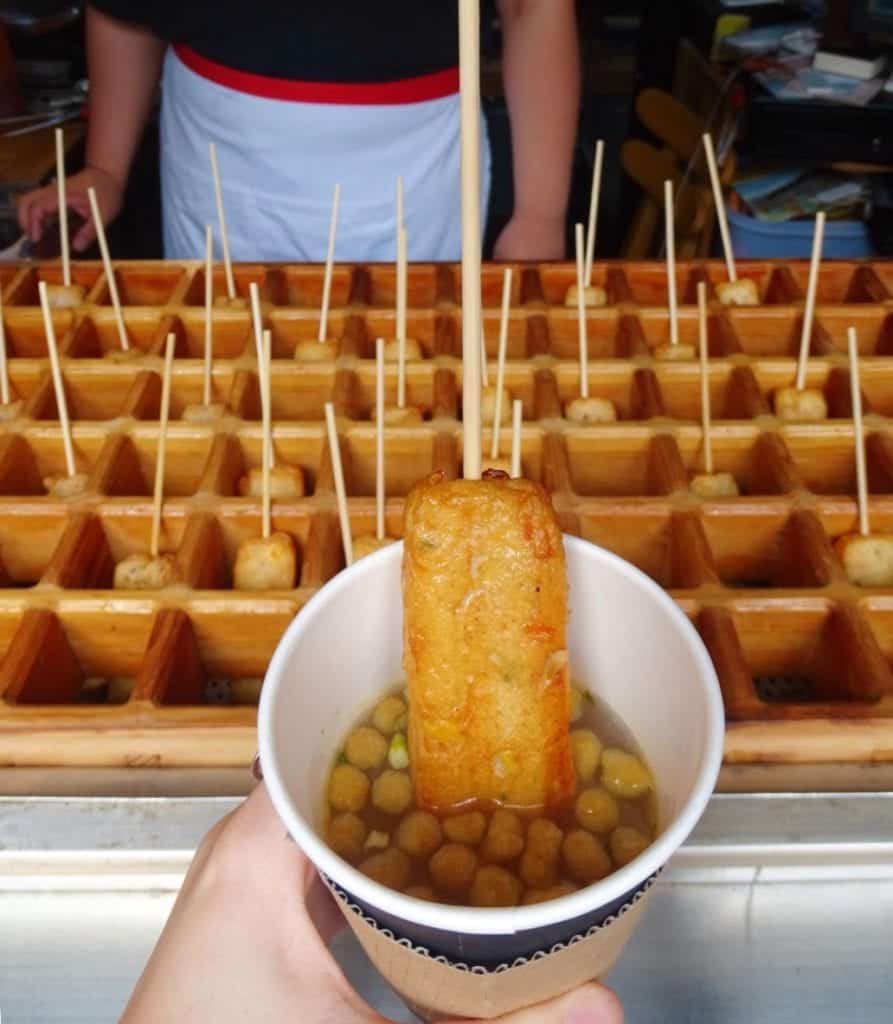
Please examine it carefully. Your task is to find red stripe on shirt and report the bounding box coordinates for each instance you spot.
[173,44,459,105]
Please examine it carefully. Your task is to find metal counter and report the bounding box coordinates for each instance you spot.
[1,793,892,1023]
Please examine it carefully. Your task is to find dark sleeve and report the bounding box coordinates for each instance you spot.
[87,1,167,33]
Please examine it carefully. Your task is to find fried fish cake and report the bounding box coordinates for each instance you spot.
[403,472,574,812]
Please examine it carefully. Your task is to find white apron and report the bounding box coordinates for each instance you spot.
[159,47,491,262]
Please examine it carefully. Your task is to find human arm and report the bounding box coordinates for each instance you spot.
[17,6,165,250]
[492,0,580,260]
[121,782,623,1024]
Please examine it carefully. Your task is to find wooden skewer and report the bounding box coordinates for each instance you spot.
[202,224,213,406]
[150,334,176,559]
[848,326,869,537]
[325,402,353,567]
[318,183,341,343]
[87,187,128,352]
[397,225,408,407]
[396,175,404,233]
[584,138,605,286]
[701,132,736,283]
[490,267,512,459]
[459,0,482,480]
[795,212,826,392]
[375,337,386,541]
[0,284,9,404]
[697,281,713,475]
[38,281,75,477]
[480,308,489,388]
[209,142,236,300]
[511,398,522,479]
[575,222,589,399]
[55,128,71,288]
[261,329,273,540]
[249,282,274,468]
[664,179,679,348]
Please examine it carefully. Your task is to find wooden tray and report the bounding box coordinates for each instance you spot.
[1,258,892,769]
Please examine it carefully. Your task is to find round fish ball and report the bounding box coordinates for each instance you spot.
[382,405,424,426]
[371,770,412,816]
[326,812,367,864]
[471,865,523,908]
[773,386,828,423]
[295,339,338,361]
[44,473,90,499]
[562,830,612,885]
[571,729,603,783]
[481,386,511,427]
[359,848,411,890]
[565,284,607,308]
[519,819,563,889]
[690,472,740,499]
[482,810,525,863]
[653,343,696,361]
[352,535,397,561]
[565,397,617,424]
[344,726,388,771]
[44,283,86,308]
[716,279,759,307]
[575,787,620,834]
[372,695,407,735]
[526,818,563,856]
[182,403,226,422]
[404,885,436,902]
[429,843,478,897]
[610,826,651,868]
[383,338,423,362]
[443,811,487,846]
[522,882,578,905]
[835,533,893,588]
[601,749,653,799]
[395,811,443,859]
[328,764,369,813]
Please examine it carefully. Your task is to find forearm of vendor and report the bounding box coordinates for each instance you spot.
[85,5,166,189]
[496,0,580,258]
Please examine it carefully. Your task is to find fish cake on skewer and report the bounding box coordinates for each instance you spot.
[403,472,574,812]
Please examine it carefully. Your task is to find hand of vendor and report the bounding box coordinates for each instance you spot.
[17,167,123,252]
[120,782,623,1024]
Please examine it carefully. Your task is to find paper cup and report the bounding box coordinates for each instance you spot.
[259,536,724,1019]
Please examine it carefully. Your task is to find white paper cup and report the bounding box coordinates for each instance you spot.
[259,536,724,1008]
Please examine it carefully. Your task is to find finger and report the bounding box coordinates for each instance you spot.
[27,198,56,243]
[72,220,97,252]
[305,871,347,945]
[465,982,623,1024]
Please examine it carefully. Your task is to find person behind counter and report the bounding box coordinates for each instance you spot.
[17,2,580,262]
[120,782,625,1024]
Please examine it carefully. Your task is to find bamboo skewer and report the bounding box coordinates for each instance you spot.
[325,402,353,567]
[480,309,489,388]
[849,327,869,538]
[397,225,408,408]
[459,0,482,480]
[38,281,75,477]
[318,183,341,343]
[261,330,273,541]
[584,139,605,286]
[55,128,71,288]
[150,334,176,559]
[209,142,236,300]
[249,282,274,467]
[702,132,736,283]
[490,267,512,459]
[665,179,679,348]
[0,285,9,405]
[87,187,128,352]
[202,224,214,406]
[375,337,386,541]
[795,212,827,392]
[575,222,589,399]
[697,281,713,475]
[511,398,522,479]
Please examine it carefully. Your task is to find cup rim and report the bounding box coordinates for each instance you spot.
[259,534,725,936]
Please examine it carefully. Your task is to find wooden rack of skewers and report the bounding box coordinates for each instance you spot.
[1,127,893,772]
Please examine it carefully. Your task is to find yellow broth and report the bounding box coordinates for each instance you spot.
[322,684,657,907]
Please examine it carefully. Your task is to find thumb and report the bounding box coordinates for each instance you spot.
[466,982,623,1024]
